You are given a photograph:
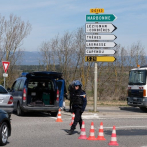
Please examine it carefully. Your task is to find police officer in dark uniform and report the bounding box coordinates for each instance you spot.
[68,80,87,135]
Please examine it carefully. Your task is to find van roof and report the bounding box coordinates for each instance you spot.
[25,71,62,79]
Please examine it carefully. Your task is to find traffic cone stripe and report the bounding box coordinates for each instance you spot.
[90,132,95,136]
[111,134,116,137]
[91,126,94,129]
[112,130,116,133]
[81,132,86,135]
[81,128,85,131]
[69,113,75,126]
[100,126,103,129]
[99,132,104,136]
[82,124,85,128]
[111,137,117,141]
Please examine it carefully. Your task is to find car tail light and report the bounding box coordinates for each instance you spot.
[143,89,146,97]
[8,96,13,104]
[23,88,26,102]
[56,89,59,101]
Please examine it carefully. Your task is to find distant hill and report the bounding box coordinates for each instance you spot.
[20,51,42,65]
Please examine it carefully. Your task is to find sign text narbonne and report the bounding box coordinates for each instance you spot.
[86,14,117,22]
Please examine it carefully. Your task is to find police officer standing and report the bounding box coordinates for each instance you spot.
[68,80,87,135]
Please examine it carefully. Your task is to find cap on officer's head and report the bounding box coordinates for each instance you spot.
[74,80,82,87]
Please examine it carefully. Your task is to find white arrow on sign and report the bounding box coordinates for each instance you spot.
[86,35,117,41]
[85,49,116,55]
[85,23,117,33]
[86,42,117,48]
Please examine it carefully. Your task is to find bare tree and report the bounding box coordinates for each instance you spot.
[0,14,32,87]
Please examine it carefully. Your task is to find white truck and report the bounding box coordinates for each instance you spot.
[127,65,147,111]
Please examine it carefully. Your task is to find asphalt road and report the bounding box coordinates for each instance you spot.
[6,107,147,147]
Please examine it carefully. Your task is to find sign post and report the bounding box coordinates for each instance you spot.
[85,8,117,112]
[2,61,10,88]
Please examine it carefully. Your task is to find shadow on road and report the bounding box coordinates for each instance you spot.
[12,111,54,117]
[62,129,80,135]
[105,128,147,136]
[119,107,145,113]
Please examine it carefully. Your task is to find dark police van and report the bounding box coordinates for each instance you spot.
[8,72,64,116]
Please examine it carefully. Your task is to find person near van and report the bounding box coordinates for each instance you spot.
[68,80,87,135]
[68,81,75,112]
[58,75,67,111]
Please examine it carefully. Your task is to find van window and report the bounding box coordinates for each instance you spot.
[19,80,25,91]
[13,80,21,91]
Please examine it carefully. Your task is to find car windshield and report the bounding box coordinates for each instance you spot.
[0,86,8,94]
[128,70,146,85]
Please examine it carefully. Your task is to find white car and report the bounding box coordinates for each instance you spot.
[0,85,14,117]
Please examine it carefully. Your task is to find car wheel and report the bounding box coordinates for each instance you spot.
[51,111,58,117]
[0,122,9,146]
[17,103,24,116]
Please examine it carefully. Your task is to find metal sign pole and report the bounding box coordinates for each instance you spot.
[94,11,98,112]
[94,63,97,112]
[4,77,5,88]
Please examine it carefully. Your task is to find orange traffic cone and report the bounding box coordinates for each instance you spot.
[108,126,119,146]
[56,109,63,122]
[87,122,97,140]
[78,121,87,140]
[69,113,75,126]
[97,122,106,140]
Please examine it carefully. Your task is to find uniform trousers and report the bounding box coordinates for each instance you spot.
[71,107,82,130]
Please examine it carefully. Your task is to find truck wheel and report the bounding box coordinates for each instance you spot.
[0,122,9,146]
[17,103,24,116]
[140,107,147,112]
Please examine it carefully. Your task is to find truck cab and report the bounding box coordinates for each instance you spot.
[127,65,147,111]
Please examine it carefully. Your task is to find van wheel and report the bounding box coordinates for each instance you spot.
[51,112,58,117]
[0,122,8,146]
[17,103,24,116]
[140,107,147,112]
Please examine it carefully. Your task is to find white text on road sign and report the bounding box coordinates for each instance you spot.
[85,49,115,55]
[86,42,117,48]
[86,23,117,33]
[86,35,117,41]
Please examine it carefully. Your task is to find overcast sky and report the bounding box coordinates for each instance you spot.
[0,0,147,53]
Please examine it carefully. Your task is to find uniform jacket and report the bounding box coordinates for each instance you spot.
[72,89,87,112]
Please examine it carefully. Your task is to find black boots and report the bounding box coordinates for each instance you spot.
[68,129,74,135]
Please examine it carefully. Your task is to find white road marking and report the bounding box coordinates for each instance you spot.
[103,126,147,129]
